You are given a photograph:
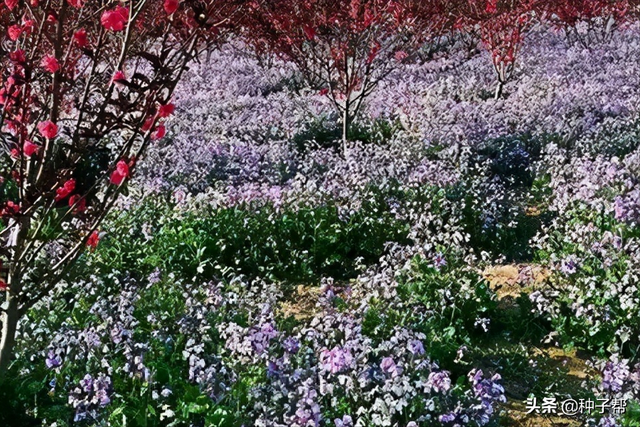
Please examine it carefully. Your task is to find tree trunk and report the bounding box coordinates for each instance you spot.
[342,102,350,159]
[0,218,28,381]
[0,271,20,381]
[494,80,504,100]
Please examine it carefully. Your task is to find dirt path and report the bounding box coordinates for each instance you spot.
[485,264,597,427]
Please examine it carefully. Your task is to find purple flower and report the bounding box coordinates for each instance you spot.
[82,328,102,348]
[94,389,110,406]
[408,339,425,355]
[292,380,321,426]
[472,371,506,399]
[439,413,457,423]
[613,235,623,250]
[380,356,403,377]
[45,350,62,369]
[250,322,278,356]
[173,188,187,204]
[80,374,94,393]
[294,407,320,426]
[602,359,630,393]
[123,346,152,382]
[467,369,507,425]
[282,336,300,354]
[48,378,56,395]
[599,416,619,427]
[260,322,277,339]
[320,346,353,374]
[148,268,162,285]
[433,252,447,269]
[324,286,336,300]
[68,373,112,423]
[427,370,452,393]
[560,255,580,276]
[614,196,627,221]
[455,345,468,362]
[267,360,280,378]
[110,325,130,345]
[335,415,353,427]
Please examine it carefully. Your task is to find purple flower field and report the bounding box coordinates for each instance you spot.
[5,16,640,427]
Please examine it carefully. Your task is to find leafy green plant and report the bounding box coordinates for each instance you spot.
[450,133,559,261]
[391,253,499,369]
[292,114,402,152]
[95,195,411,288]
[532,204,640,357]
[620,401,640,427]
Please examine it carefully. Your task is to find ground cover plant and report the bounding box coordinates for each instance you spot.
[3,1,640,426]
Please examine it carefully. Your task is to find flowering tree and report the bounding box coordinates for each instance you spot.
[0,0,238,378]
[242,0,449,151]
[450,0,539,99]
[541,0,630,47]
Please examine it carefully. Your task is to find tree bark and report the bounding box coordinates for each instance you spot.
[342,101,350,159]
[0,218,27,381]
[0,271,20,380]
[494,80,504,99]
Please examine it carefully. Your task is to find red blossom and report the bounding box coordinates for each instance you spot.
[101,6,129,32]
[151,124,166,140]
[164,0,179,15]
[110,159,130,185]
[10,49,25,64]
[23,140,39,156]
[0,280,7,292]
[68,195,86,213]
[8,24,22,41]
[5,118,19,133]
[22,19,34,34]
[366,41,381,64]
[4,0,18,11]
[485,0,497,14]
[157,103,175,118]
[37,120,58,139]
[303,25,316,40]
[6,201,19,214]
[41,55,60,73]
[0,0,236,372]
[86,230,100,250]
[112,70,127,85]
[117,160,130,176]
[242,0,433,141]
[73,28,88,47]
[1,201,20,217]
[55,179,76,202]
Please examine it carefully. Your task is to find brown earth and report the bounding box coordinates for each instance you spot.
[485,265,597,427]
[278,284,324,320]
[483,264,551,299]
